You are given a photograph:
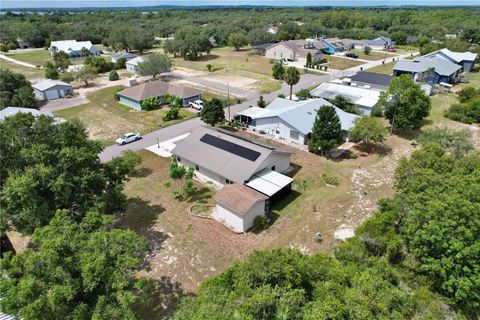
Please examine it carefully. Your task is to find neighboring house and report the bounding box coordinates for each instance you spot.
[319,38,364,54]
[310,81,381,115]
[0,107,54,121]
[348,72,394,91]
[264,39,325,65]
[16,38,30,49]
[111,52,138,63]
[236,97,359,144]
[213,183,269,233]
[172,127,293,186]
[253,43,275,56]
[116,80,201,109]
[393,56,462,84]
[126,56,143,73]
[32,79,73,101]
[422,48,478,72]
[364,36,394,51]
[49,40,100,58]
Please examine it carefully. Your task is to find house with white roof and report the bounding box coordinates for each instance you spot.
[49,40,100,59]
[0,107,54,121]
[236,97,359,145]
[310,82,381,115]
[32,80,73,100]
[126,56,144,73]
[422,48,477,72]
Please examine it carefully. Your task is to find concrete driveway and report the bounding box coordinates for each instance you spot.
[39,96,88,112]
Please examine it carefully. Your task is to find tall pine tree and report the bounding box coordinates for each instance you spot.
[308,105,342,154]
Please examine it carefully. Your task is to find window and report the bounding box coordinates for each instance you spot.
[225,179,233,184]
[177,156,181,162]
[195,164,199,171]
[290,130,299,141]
[271,165,276,171]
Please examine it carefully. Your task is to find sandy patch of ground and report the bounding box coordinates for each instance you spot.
[203,73,257,88]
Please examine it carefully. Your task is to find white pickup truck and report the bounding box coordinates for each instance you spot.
[189,100,205,110]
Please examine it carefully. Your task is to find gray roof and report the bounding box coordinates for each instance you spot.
[111,52,138,60]
[117,80,200,101]
[31,79,72,91]
[0,107,53,121]
[171,127,292,184]
[350,72,393,87]
[424,48,477,63]
[394,56,462,76]
[366,36,392,46]
[254,43,275,50]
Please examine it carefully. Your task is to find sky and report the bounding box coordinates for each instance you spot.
[1,0,479,9]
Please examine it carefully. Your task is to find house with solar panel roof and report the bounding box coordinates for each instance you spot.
[171,127,293,233]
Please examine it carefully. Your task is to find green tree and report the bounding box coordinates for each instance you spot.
[108,69,119,81]
[247,28,274,46]
[330,95,359,114]
[206,64,213,72]
[390,31,408,45]
[200,98,225,127]
[0,68,33,110]
[0,43,8,53]
[0,113,139,234]
[228,31,248,51]
[80,46,91,57]
[297,89,312,100]
[141,96,159,110]
[0,210,151,319]
[85,56,114,73]
[257,95,266,108]
[283,66,300,100]
[115,56,127,70]
[43,61,59,79]
[364,45,371,55]
[306,52,312,67]
[308,106,342,154]
[349,116,388,149]
[272,61,285,80]
[126,28,154,54]
[10,86,37,108]
[136,53,172,79]
[59,72,74,83]
[52,51,70,72]
[73,65,98,87]
[417,127,474,158]
[162,106,180,121]
[378,74,431,131]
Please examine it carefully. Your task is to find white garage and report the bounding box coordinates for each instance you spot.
[32,79,73,101]
[213,184,268,233]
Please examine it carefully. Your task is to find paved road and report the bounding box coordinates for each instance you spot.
[99,52,418,162]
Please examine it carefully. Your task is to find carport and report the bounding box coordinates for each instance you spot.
[246,168,293,208]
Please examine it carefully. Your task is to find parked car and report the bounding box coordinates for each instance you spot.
[189,100,205,110]
[345,52,359,59]
[116,132,141,145]
[387,48,397,52]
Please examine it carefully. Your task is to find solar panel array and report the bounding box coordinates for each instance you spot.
[200,134,261,162]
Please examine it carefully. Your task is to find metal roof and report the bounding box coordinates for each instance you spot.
[425,48,477,63]
[394,56,462,76]
[310,83,380,110]
[111,52,138,60]
[253,43,276,50]
[49,40,94,52]
[246,168,293,197]
[117,80,200,101]
[31,79,71,91]
[171,127,292,184]
[126,56,143,66]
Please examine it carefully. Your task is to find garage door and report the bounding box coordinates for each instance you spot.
[45,90,59,100]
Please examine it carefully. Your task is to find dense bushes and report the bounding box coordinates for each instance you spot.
[444,86,480,124]
[0,68,37,110]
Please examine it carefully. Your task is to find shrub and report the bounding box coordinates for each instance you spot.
[141,96,160,111]
[277,93,286,98]
[109,69,119,81]
[115,57,127,70]
[162,106,180,121]
[59,72,74,83]
[444,100,480,124]
[371,103,383,117]
[321,173,339,186]
[206,64,213,72]
[253,215,267,230]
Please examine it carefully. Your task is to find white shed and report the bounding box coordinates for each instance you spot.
[31,80,73,101]
[126,56,143,74]
[213,184,268,233]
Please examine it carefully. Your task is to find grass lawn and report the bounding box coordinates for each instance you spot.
[6,49,52,66]
[0,60,44,80]
[173,47,274,76]
[366,61,396,75]
[349,49,397,61]
[54,86,196,145]
[321,56,364,70]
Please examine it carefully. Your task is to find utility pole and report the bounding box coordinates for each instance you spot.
[227,82,231,123]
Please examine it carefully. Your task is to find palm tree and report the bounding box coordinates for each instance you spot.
[283,66,300,100]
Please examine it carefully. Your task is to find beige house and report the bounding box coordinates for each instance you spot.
[265,39,325,65]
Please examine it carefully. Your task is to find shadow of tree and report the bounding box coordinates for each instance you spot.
[135,276,194,320]
[189,187,213,203]
[116,197,165,233]
[271,190,302,212]
[130,166,153,178]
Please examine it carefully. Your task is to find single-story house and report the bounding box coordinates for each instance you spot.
[111,52,138,63]
[49,40,100,58]
[116,80,201,109]
[32,79,73,101]
[16,38,30,49]
[363,36,394,51]
[0,107,54,121]
[393,56,462,84]
[236,97,359,144]
[264,39,325,65]
[172,127,293,185]
[253,43,275,56]
[213,183,269,233]
[348,72,394,91]
[126,56,143,73]
[422,48,478,72]
[310,81,381,115]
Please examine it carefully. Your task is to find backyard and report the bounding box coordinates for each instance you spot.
[6,49,52,66]
[54,86,196,145]
[348,49,398,61]
[321,55,364,70]
[0,59,43,80]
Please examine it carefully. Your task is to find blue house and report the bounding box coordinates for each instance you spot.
[422,48,478,72]
[320,38,348,54]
